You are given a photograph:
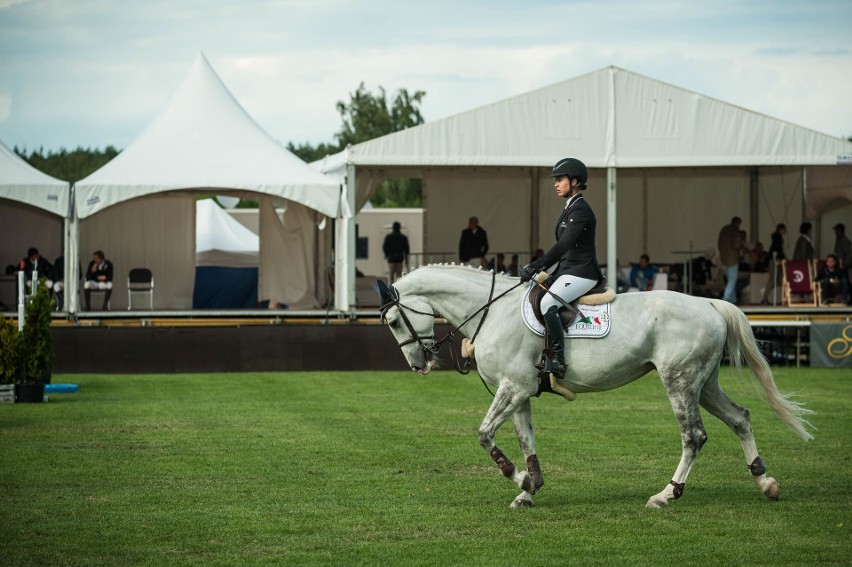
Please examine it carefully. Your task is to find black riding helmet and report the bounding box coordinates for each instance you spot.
[549,157,588,189]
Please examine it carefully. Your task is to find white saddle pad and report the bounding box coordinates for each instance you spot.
[521,283,612,338]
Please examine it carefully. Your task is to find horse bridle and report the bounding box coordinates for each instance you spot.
[378,284,440,355]
[377,272,525,376]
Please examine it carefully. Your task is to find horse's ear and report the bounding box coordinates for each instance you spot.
[372,279,394,306]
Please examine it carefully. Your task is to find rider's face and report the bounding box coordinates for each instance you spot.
[554,175,573,198]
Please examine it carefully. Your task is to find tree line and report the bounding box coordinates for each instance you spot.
[15,82,427,209]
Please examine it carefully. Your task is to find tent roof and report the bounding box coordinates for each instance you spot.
[75,53,341,219]
[348,66,852,169]
[0,139,69,216]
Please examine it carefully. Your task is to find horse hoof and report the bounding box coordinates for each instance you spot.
[646,497,667,509]
[763,478,780,500]
[511,498,534,508]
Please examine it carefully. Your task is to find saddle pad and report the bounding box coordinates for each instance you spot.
[521,284,611,338]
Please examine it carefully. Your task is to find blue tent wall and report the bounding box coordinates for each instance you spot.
[192,266,258,308]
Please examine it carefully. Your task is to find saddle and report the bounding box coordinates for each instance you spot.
[527,276,613,328]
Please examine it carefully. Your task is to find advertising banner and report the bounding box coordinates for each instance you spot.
[810,323,852,368]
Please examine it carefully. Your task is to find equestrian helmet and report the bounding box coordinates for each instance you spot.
[549,157,588,184]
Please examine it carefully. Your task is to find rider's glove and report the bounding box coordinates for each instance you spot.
[519,264,538,283]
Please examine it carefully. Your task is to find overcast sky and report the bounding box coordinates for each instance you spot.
[1,0,850,153]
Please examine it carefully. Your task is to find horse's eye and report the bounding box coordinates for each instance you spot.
[389,319,400,329]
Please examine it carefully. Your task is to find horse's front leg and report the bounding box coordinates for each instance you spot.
[478,384,537,506]
[509,399,544,508]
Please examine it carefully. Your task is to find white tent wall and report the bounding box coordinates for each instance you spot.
[79,194,195,310]
[258,197,319,309]
[227,206,331,308]
[0,201,63,272]
[423,168,532,261]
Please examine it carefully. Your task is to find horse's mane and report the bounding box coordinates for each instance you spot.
[396,263,519,283]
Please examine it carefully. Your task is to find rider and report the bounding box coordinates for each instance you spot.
[519,157,604,379]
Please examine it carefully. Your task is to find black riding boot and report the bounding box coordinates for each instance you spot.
[543,305,566,379]
[84,290,92,311]
[102,289,112,311]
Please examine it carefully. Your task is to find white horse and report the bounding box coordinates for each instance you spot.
[375,264,813,508]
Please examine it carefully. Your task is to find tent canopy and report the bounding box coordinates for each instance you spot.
[0,139,69,216]
[348,66,852,170]
[74,52,341,219]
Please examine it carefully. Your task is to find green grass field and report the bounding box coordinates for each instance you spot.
[1,368,849,566]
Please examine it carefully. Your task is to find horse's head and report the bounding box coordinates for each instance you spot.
[373,279,440,374]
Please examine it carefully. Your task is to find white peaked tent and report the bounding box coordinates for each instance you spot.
[72,53,342,312]
[332,66,852,307]
[0,140,70,296]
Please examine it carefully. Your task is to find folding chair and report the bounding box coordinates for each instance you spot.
[127,268,154,310]
[781,260,816,306]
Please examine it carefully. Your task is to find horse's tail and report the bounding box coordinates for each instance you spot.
[710,299,814,441]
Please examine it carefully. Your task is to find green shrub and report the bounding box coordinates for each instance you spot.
[18,278,54,383]
[0,316,21,383]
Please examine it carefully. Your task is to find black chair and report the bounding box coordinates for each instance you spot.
[127,268,154,310]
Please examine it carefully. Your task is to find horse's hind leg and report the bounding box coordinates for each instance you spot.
[699,374,780,500]
[478,385,538,507]
[647,371,708,509]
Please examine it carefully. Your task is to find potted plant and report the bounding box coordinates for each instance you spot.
[15,278,54,402]
[0,315,20,403]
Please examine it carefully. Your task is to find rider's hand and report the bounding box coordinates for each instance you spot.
[519,264,537,283]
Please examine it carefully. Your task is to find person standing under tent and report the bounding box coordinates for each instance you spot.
[520,157,604,380]
[832,223,852,289]
[717,216,745,304]
[458,216,489,267]
[761,223,787,304]
[792,221,814,262]
[382,221,410,283]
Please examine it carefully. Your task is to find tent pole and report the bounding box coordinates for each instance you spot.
[67,187,79,316]
[334,163,357,311]
[530,167,540,259]
[607,167,617,286]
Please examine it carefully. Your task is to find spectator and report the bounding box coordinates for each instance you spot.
[530,248,545,263]
[83,250,114,311]
[792,221,814,261]
[761,223,787,305]
[18,247,54,292]
[718,216,744,303]
[817,254,849,305]
[458,216,489,267]
[506,254,519,277]
[487,253,507,273]
[629,254,660,291]
[382,221,409,283]
[833,223,852,286]
[749,242,770,272]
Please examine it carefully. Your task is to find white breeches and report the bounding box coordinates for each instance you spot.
[84,281,113,290]
[26,279,53,290]
[540,274,597,312]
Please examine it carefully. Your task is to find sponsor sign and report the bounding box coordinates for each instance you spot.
[810,323,852,368]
